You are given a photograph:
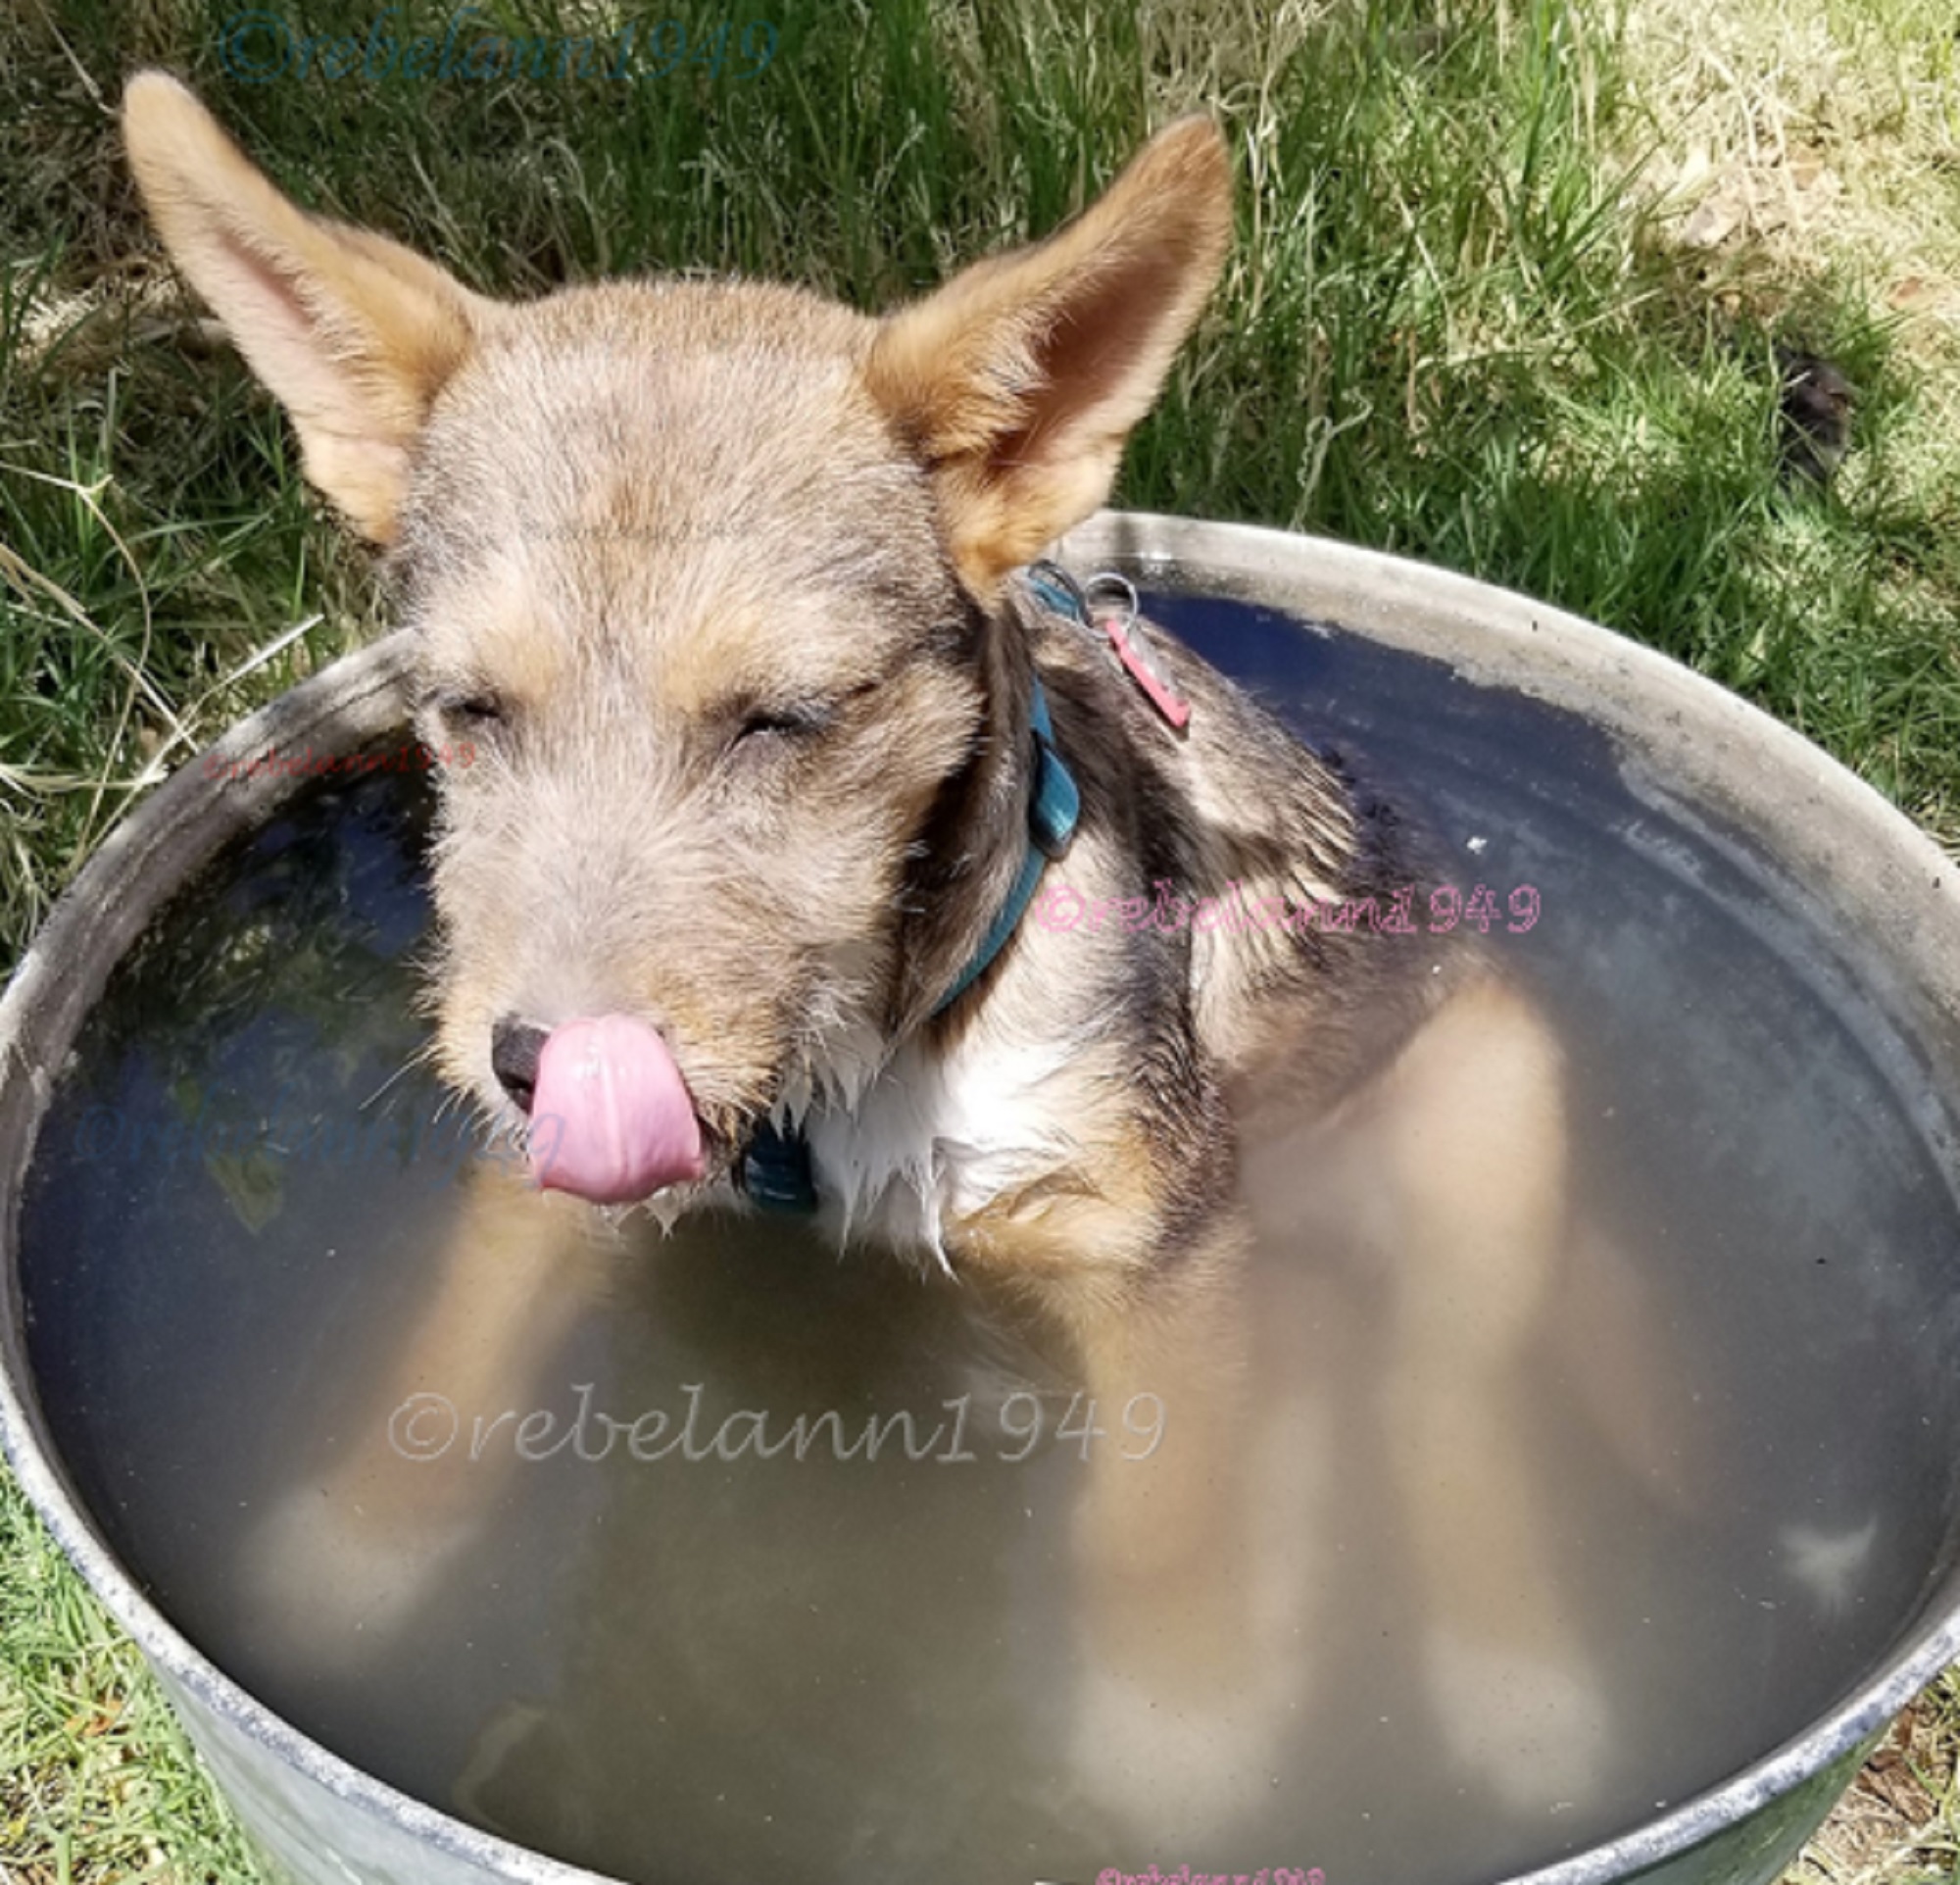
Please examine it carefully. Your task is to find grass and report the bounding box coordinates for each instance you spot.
[2,0,1958,1877]
[0,1476,263,1882]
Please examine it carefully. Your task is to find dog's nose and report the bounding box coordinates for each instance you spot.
[490,1017,549,1114]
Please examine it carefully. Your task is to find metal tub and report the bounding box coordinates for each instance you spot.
[4,512,1958,1885]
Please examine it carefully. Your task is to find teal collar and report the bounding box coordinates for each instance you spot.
[739,576,1083,1214]
[924,673,1081,1015]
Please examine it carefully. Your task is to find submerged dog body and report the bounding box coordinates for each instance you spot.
[122,76,1660,1841]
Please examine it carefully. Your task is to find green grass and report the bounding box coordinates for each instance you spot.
[1,1475,263,1882]
[3,0,1958,1877]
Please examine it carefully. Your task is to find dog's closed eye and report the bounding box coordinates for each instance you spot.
[720,676,895,761]
[721,670,893,766]
[740,703,830,738]
[726,701,835,761]
[439,685,506,724]
[422,688,505,728]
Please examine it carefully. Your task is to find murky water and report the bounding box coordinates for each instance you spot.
[20,592,1960,1885]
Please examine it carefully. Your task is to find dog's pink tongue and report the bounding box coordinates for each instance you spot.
[529,1015,705,1204]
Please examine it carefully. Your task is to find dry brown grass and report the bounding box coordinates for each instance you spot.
[1615,10,1960,1870]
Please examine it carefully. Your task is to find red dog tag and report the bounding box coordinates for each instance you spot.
[1099,607,1192,731]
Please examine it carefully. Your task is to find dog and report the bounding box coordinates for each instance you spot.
[122,74,1697,1855]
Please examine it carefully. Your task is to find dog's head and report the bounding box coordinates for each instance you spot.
[123,74,1231,1206]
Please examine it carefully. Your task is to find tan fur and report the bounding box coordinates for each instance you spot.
[125,73,1694,1838]
[122,73,496,544]
[863,118,1235,594]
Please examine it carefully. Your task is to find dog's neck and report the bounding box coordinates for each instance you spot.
[740,570,1093,1215]
[924,670,1079,1014]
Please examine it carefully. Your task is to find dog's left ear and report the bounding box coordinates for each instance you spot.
[864,117,1232,596]
[122,72,496,547]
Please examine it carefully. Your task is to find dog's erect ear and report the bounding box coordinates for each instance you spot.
[864,117,1232,595]
[122,72,493,545]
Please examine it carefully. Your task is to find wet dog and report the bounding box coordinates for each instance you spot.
[123,74,1682,1841]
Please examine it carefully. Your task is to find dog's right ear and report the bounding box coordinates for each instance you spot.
[864,117,1233,599]
[122,72,494,546]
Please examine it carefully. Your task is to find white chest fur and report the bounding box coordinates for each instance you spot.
[801,1003,1095,1266]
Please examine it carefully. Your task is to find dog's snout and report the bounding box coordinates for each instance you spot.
[491,1017,549,1114]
